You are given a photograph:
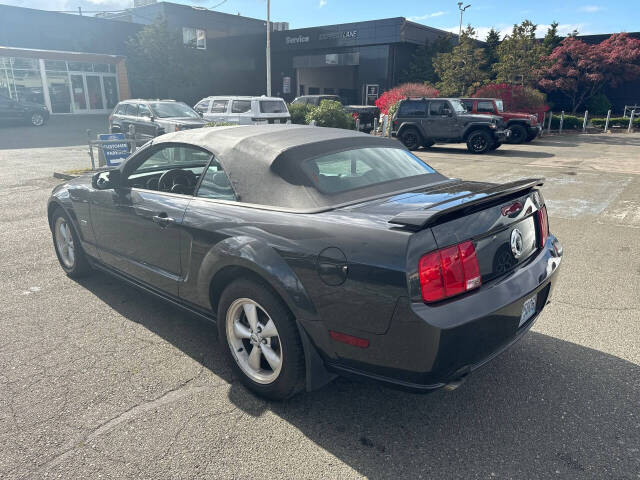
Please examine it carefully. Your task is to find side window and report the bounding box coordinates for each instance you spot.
[138,104,151,118]
[461,100,474,112]
[197,159,236,201]
[231,100,251,113]
[114,104,126,115]
[477,101,495,113]
[211,100,228,113]
[125,104,138,116]
[398,100,427,117]
[195,100,210,113]
[128,145,211,183]
[428,100,450,116]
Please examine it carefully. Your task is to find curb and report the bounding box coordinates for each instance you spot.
[53,172,79,180]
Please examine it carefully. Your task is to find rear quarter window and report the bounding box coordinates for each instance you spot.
[260,100,288,114]
[114,104,126,115]
[231,100,251,113]
[398,100,427,117]
[477,101,495,113]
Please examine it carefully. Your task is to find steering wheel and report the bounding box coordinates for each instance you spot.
[158,169,197,194]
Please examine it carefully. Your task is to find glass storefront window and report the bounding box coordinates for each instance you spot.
[86,75,104,110]
[103,76,118,109]
[44,60,67,72]
[0,57,44,104]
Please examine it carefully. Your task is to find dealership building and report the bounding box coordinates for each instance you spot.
[1,1,637,114]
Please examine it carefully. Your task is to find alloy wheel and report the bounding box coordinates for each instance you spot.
[472,135,488,152]
[226,298,283,384]
[55,217,75,268]
[31,113,44,126]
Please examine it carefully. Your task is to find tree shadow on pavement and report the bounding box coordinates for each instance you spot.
[77,271,640,479]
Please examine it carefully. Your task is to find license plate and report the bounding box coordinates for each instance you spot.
[519,296,537,327]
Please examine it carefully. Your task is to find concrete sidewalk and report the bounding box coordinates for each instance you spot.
[0,114,109,150]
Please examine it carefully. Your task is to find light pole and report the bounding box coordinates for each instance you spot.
[458,2,471,37]
[266,0,271,96]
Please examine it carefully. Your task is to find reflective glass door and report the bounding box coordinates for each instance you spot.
[86,75,104,110]
[70,74,86,110]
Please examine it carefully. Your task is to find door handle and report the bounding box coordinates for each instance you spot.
[152,214,175,227]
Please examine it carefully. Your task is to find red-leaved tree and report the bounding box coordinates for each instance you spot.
[538,33,640,113]
[375,83,439,115]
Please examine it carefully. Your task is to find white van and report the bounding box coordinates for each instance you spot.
[194,96,291,125]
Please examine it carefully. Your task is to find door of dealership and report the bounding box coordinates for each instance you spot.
[296,65,358,104]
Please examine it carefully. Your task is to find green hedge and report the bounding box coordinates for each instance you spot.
[287,103,313,124]
[590,117,640,128]
[548,114,583,129]
[305,100,355,130]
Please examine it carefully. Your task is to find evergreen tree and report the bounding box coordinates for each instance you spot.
[484,27,501,80]
[433,25,489,96]
[542,21,562,54]
[493,20,546,86]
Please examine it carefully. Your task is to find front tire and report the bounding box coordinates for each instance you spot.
[507,124,527,144]
[31,112,46,127]
[400,127,422,150]
[51,208,92,278]
[466,130,493,154]
[218,279,305,400]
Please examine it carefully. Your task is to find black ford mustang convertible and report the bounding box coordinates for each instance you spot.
[48,125,562,399]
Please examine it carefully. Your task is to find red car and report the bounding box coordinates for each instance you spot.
[461,98,542,144]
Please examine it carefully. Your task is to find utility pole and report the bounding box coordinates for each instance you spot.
[266,0,271,96]
[457,2,471,37]
[78,6,82,15]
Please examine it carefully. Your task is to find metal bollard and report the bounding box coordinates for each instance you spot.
[87,129,96,170]
[355,118,360,131]
[604,110,611,132]
[628,110,635,133]
[582,110,588,132]
[373,118,378,135]
[559,111,564,134]
[547,111,552,133]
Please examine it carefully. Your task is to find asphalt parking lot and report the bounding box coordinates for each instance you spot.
[1,128,639,479]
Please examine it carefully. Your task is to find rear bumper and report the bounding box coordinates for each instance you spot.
[326,235,563,392]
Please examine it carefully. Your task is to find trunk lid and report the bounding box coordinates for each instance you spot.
[340,177,545,283]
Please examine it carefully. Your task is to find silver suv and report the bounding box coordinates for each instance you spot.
[194,96,291,125]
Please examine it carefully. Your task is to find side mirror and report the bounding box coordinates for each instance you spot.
[92,169,121,190]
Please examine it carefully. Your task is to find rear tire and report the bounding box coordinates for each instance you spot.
[217,279,305,400]
[51,208,92,278]
[507,124,527,144]
[400,127,422,150]
[466,130,493,154]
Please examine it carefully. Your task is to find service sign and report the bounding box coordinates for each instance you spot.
[99,133,129,167]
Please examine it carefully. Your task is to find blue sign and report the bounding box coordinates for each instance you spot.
[99,133,129,167]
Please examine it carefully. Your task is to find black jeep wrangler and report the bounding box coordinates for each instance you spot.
[392,98,509,154]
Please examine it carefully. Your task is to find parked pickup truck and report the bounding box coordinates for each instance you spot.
[461,98,542,144]
[392,98,510,154]
[291,95,379,133]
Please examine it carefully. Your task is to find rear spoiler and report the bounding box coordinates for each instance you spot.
[388,178,544,230]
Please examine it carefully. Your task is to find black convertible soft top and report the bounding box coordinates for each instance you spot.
[153,124,445,211]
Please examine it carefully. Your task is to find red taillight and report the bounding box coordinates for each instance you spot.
[537,205,549,248]
[329,330,369,348]
[419,240,481,303]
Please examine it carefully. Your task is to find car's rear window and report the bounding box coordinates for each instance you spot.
[260,100,288,114]
[301,147,436,194]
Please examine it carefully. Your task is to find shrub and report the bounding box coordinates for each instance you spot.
[586,94,613,116]
[305,100,355,129]
[549,114,582,129]
[473,83,548,116]
[375,83,439,115]
[288,103,313,124]
[590,117,640,128]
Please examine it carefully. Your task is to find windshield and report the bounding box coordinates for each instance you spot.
[449,99,466,114]
[495,100,504,112]
[301,147,436,194]
[260,100,288,114]
[149,102,200,118]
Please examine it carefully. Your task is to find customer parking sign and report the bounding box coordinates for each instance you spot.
[99,133,129,167]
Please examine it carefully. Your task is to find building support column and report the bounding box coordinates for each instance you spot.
[38,59,52,112]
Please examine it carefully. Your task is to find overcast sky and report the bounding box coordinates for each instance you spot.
[4,0,637,38]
